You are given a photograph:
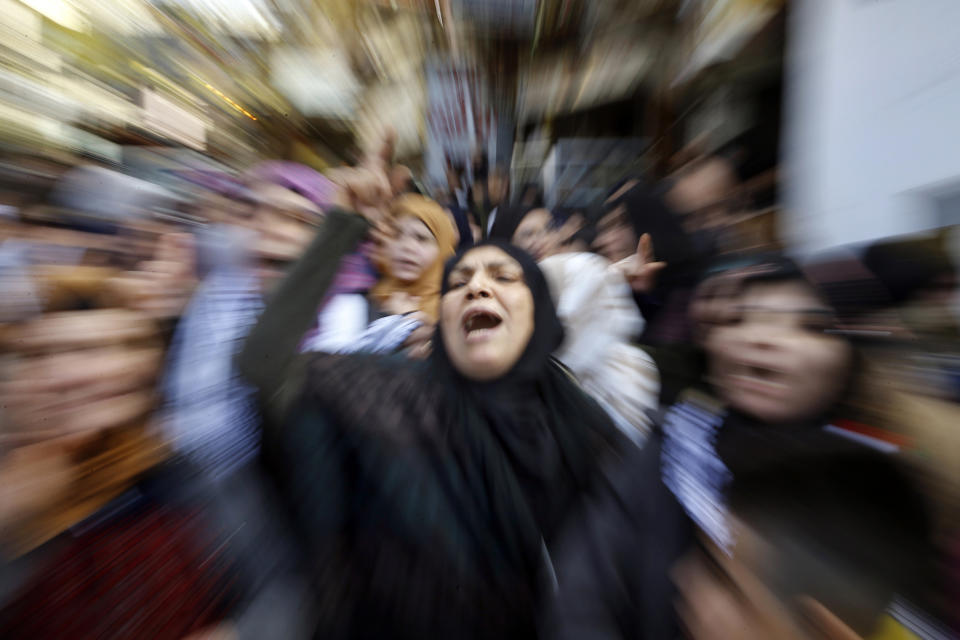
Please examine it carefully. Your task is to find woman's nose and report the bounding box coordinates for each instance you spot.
[744,324,780,350]
[465,277,492,299]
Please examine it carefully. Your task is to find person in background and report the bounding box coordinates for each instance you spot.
[492,205,660,443]
[467,207,482,246]
[833,236,960,632]
[390,165,416,195]
[673,445,933,640]
[443,162,476,251]
[161,220,314,640]
[253,161,381,354]
[162,220,262,478]
[247,181,324,273]
[594,180,703,344]
[445,160,470,210]
[554,206,596,253]
[518,182,544,209]
[484,164,512,236]
[299,194,456,357]
[0,273,242,640]
[545,259,943,640]
[665,154,741,256]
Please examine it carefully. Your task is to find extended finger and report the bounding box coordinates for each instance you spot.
[638,233,655,264]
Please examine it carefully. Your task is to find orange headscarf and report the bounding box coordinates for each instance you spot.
[371,194,456,322]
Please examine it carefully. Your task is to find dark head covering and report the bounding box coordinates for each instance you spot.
[717,256,860,433]
[518,182,544,208]
[429,240,617,568]
[862,236,955,305]
[446,202,475,251]
[607,184,699,284]
[288,241,623,638]
[434,239,564,381]
[488,205,537,243]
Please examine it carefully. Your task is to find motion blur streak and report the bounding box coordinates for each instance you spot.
[1,1,959,639]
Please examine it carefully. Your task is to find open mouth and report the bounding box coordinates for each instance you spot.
[394,258,420,270]
[729,363,788,393]
[462,309,503,337]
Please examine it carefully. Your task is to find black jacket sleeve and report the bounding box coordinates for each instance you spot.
[238,209,370,421]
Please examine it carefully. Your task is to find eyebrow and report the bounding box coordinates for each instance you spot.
[449,265,474,279]
[450,260,518,276]
[483,260,519,271]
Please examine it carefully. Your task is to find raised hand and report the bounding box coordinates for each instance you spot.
[328,128,397,227]
[619,233,667,294]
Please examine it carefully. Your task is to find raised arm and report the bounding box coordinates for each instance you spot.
[239,209,370,417]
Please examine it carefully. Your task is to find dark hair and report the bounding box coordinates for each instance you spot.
[735,258,882,347]
[728,442,933,635]
[488,205,538,242]
[862,237,955,305]
[554,206,597,247]
[518,182,544,208]
[604,183,700,286]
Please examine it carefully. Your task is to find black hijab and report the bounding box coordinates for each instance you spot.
[434,239,564,381]
[488,205,536,243]
[292,241,624,638]
[429,240,622,564]
[608,184,700,287]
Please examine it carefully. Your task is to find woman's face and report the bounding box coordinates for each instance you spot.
[593,206,637,263]
[512,208,553,260]
[388,215,439,282]
[706,280,853,424]
[440,246,535,381]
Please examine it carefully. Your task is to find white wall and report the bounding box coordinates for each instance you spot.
[783,0,960,254]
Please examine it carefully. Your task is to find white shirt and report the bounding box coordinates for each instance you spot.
[486,206,498,235]
[300,293,369,353]
[539,252,660,443]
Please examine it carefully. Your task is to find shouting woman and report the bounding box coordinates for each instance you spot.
[240,190,625,637]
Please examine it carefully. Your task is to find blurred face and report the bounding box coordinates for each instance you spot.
[691,267,772,345]
[388,215,439,282]
[446,168,461,193]
[469,217,482,244]
[593,206,637,263]
[512,208,554,260]
[0,311,161,441]
[707,280,853,424]
[250,184,319,263]
[440,246,534,381]
[488,171,509,204]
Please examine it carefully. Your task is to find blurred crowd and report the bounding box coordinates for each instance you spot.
[1,127,959,640]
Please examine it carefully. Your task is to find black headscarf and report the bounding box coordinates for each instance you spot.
[862,236,955,305]
[607,184,700,287]
[429,240,622,567]
[446,201,476,251]
[290,241,624,638]
[518,182,544,208]
[434,239,564,380]
[487,204,536,242]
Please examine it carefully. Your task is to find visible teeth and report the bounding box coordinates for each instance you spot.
[465,313,500,333]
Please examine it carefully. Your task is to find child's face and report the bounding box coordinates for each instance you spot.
[386,215,439,283]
